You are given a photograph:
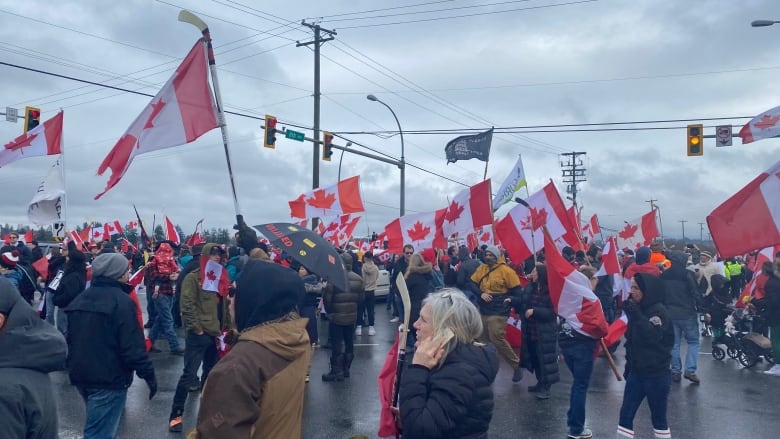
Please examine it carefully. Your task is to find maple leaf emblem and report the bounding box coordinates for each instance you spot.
[445,201,465,223]
[407,221,431,241]
[480,232,491,242]
[306,189,337,209]
[520,207,548,231]
[325,221,340,233]
[144,99,166,129]
[4,133,38,152]
[206,270,217,281]
[619,223,638,240]
[753,114,780,130]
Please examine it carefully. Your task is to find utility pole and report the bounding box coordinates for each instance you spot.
[560,152,587,227]
[646,198,664,244]
[679,219,687,242]
[698,222,705,243]
[297,21,336,230]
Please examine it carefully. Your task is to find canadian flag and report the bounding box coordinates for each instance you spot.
[321,214,360,246]
[467,224,495,250]
[603,313,628,349]
[163,215,180,245]
[23,230,33,244]
[595,236,626,299]
[79,226,92,243]
[587,214,600,240]
[186,219,205,247]
[289,176,365,219]
[120,238,138,254]
[105,220,123,236]
[615,210,659,250]
[441,180,493,238]
[69,230,86,250]
[127,220,139,231]
[558,206,585,251]
[1,111,63,168]
[296,219,307,228]
[707,160,780,258]
[737,244,780,307]
[384,209,447,253]
[128,266,146,288]
[93,227,108,242]
[495,181,570,263]
[95,40,218,199]
[202,259,230,297]
[372,232,386,250]
[739,105,780,144]
[544,228,608,339]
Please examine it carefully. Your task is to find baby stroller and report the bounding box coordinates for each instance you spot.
[713,309,774,367]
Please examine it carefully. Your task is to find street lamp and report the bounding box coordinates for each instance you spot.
[337,141,353,181]
[367,94,405,217]
[752,19,779,27]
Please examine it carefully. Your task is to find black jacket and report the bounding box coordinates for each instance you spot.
[520,282,560,385]
[65,276,155,389]
[323,264,364,326]
[764,272,780,327]
[400,342,499,439]
[623,273,674,378]
[0,279,66,439]
[406,266,434,326]
[51,265,87,308]
[661,251,701,321]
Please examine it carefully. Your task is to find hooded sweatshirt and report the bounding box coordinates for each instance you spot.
[623,273,674,378]
[0,278,67,439]
[661,250,701,320]
[188,316,311,439]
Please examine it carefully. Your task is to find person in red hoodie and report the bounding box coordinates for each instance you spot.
[624,246,661,281]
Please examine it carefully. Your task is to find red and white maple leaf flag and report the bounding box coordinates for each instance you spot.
[22,230,33,244]
[558,206,585,251]
[543,228,608,339]
[707,160,780,258]
[68,230,86,250]
[495,181,570,263]
[202,259,230,297]
[105,220,123,236]
[321,214,353,241]
[95,40,218,199]
[128,266,146,288]
[288,176,365,219]
[739,105,780,144]
[93,227,108,242]
[127,220,139,231]
[442,179,493,238]
[332,216,361,247]
[595,236,626,299]
[384,209,447,253]
[737,244,780,308]
[163,215,180,245]
[78,225,92,244]
[615,210,660,250]
[475,224,495,246]
[588,214,600,238]
[1,111,63,168]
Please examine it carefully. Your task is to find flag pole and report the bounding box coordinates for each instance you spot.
[58,111,69,237]
[179,10,242,219]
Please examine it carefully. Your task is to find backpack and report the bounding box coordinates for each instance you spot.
[16,263,39,303]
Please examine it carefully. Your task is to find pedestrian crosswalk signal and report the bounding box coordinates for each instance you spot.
[24,106,41,134]
[322,131,334,162]
[263,115,277,149]
[687,124,703,156]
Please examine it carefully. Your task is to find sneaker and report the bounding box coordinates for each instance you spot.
[143,321,153,329]
[535,389,550,400]
[355,325,362,336]
[368,326,376,336]
[567,428,593,439]
[512,367,524,382]
[169,416,183,433]
[311,342,319,348]
[305,374,310,383]
[764,365,780,375]
[671,372,681,382]
[389,317,399,323]
[683,372,700,384]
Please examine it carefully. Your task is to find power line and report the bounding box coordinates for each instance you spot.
[322,0,535,23]
[306,0,457,20]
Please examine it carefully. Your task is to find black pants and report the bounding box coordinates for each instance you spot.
[357,291,376,326]
[300,305,318,344]
[328,322,354,356]
[170,332,218,417]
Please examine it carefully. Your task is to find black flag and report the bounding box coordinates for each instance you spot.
[133,204,152,250]
[444,128,493,164]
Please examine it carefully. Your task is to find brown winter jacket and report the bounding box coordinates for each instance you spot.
[187,315,311,439]
[180,243,232,336]
[323,254,364,326]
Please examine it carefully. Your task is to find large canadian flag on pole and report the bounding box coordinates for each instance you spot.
[385,209,447,253]
[288,176,365,219]
[95,40,218,199]
[1,111,63,168]
[739,105,780,144]
[707,160,780,258]
[495,181,570,263]
[615,210,660,250]
[442,179,493,238]
[163,215,180,245]
[543,228,608,339]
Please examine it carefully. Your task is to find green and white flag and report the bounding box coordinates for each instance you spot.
[492,154,527,210]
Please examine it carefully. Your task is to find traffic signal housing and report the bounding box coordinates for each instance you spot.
[24,106,41,134]
[687,124,703,156]
[322,131,334,161]
[263,115,277,149]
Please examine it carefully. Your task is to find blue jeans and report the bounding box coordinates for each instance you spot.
[671,319,699,374]
[76,387,127,439]
[562,340,596,435]
[149,294,181,351]
[618,371,671,432]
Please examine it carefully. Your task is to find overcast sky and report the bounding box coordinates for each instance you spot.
[2,0,779,243]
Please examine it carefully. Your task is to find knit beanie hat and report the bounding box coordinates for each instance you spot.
[421,248,436,264]
[0,250,19,269]
[484,245,501,259]
[92,253,128,279]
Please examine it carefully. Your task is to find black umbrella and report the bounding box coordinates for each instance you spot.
[253,222,348,292]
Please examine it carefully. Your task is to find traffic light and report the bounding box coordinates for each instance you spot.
[263,115,277,149]
[687,124,703,156]
[24,106,41,134]
[322,131,334,161]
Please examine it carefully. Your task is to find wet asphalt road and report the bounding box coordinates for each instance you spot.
[54,292,780,438]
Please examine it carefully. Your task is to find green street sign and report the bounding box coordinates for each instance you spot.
[285,129,305,142]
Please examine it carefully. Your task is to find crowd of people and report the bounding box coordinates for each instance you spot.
[1,222,779,439]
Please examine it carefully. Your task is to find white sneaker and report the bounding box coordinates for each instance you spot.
[368,326,376,336]
[355,325,362,335]
[389,317,399,323]
[764,365,780,375]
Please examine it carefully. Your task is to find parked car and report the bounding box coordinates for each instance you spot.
[375,268,390,298]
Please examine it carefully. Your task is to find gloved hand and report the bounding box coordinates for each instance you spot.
[145,375,158,400]
[623,299,639,317]
[233,214,258,254]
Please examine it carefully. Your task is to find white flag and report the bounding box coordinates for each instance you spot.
[27,159,65,226]
[492,154,527,210]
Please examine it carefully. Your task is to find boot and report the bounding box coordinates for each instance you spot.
[322,354,345,382]
[343,353,354,378]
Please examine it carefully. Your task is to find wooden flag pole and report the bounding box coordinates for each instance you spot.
[601,339,623,381]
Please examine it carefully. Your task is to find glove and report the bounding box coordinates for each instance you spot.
[623,299,639,317]
[145,375,158,400]
[233,214,258,254]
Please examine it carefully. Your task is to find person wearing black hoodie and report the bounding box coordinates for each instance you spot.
[617,273,674,439]
[662,250,703,385]
[0,277,67,439]
[51,240,87,335]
